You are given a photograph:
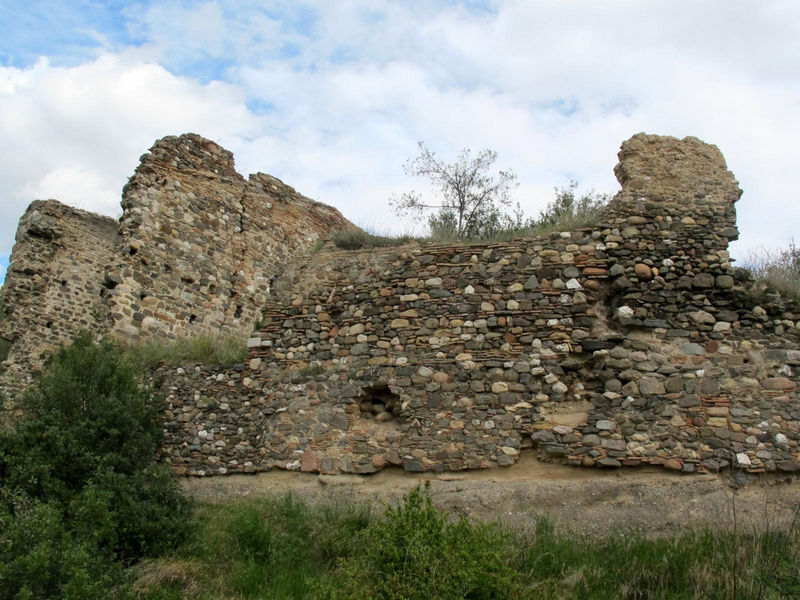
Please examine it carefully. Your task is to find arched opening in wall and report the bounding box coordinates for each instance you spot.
[358,385,401,423]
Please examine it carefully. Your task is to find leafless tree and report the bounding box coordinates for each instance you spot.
[390,142,518,238]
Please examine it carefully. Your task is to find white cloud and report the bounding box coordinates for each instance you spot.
[21,167,120,216]
[0,53,255,255]
[0,0,798,266]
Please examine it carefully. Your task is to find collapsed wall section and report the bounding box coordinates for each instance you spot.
[159,134,800,477]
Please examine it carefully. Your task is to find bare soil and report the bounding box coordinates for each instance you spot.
[180,455,800,536]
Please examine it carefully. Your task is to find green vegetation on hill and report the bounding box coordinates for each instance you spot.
[133,486,800,600]
[0,332,192,599]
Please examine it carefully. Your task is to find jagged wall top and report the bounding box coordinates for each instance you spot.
[614,133,741,202]
[1,134,354,395]
[105,133,354,341]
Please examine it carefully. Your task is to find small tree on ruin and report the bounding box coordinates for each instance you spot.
[390,141,519,239]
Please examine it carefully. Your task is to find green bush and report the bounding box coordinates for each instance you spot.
[319,485,516,600]
[536,180,609,231]
[0,332,191,598]
[0,491,120,600]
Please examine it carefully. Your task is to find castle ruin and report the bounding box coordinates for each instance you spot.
[2,133,798,477]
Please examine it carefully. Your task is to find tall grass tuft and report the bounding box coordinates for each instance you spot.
[121,334,247,368]
[318,484,516,600]
[744,239,800,303]
[331,228,414,250]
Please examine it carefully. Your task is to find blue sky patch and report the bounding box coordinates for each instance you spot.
[0,0,143,67]
[166,55,238,85]
[245,98,277,115]
[536,98,580,118]
[0,255,8,286]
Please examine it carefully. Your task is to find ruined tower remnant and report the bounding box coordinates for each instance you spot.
[0,133,354,396]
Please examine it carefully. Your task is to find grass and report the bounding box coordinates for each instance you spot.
[743,240,800,303]
[331,228,414,250]
[331,184,609,250]
[308,239,326,255]
[132,493,372,600]
[121,333,247,369]
[131,487,800,600]
[330,217,602,250]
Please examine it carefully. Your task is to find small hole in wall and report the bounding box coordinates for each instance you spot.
[46,321,53,329]
[60,280,67,287]
[359,385,401,422]
[128,246,137,256]
[208,284,216,294]
[234,305,242,319]
[164,264,172,273]
[188,314,197,324]
[139,291,148,300]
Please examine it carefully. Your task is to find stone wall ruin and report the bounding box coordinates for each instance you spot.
[2,132,798,477]
[0,133,354,397]
[156,134,800,476]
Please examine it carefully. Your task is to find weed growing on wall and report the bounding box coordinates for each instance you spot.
[122,333,247,368]
[333,180,610,249]
[331,228,414,250]
[744,239,800,303]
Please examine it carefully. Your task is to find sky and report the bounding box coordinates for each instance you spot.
[1,0,799,286]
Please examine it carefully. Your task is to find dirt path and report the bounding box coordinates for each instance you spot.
[180,455,800,536]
